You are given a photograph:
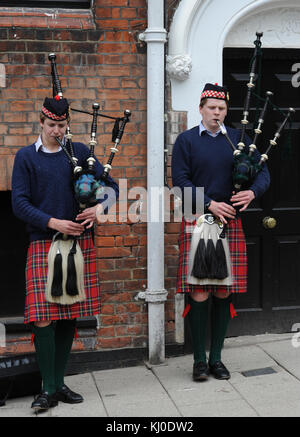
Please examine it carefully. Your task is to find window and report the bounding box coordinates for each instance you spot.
[1,0,91,8]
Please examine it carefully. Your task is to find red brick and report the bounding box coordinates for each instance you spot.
[97,259,116,271]
[103,77,120,88]
[115,236,123,246]
[48,18,83,29]
[101,304,115,314]
[127,325,142,335]
[125,302,142,312]
[101,269,131,280]
[106,292,133,303]
[121,8,137,18]
[12,17,47,28]
[115,326,127,336]
[121,79,138,88]
[123,236,139,246]
[100,282,117,292]
[0,157,7,191]
[97,224,131,236]
[3,135,25,147]
[95,7,112,18]
[95,236,115,246]
[11,77,50,89]
[10,101,34,112]
[3,113,27,123]
[9,126,32,135]
[106,31,122,42]
[0,89,26,100]
[98,337,132,349]
[97,326,115,337]
[86,54,104,64]
[103,54,121,64]
[101,314,129,325]
[97,42,130,53]
[0,11,22,16]
[97,0,129,6]
[23,11,45,17]
[123,279,141,290]
[113,7,123,18]
[0,17,12,27]
[129,0,146,6]
[95,20,129,29]
[132,269,147,279]
[81,18,96,30]
[97,247,132,258]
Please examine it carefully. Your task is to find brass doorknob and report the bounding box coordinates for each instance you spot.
[262,216,277,229]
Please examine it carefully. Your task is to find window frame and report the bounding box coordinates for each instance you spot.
[0,0,91,8]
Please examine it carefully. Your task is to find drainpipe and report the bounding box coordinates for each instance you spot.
[139,1,168,364]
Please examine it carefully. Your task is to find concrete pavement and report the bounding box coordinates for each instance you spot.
[1,332,300,417]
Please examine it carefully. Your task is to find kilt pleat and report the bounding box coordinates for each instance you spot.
[176,217,247,294]
[24,232,101,323]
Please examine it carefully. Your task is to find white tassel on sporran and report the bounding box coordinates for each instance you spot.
[45,233,86,305]
[187,214,233,286]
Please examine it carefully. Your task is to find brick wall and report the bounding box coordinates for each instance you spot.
[0,0,184,355]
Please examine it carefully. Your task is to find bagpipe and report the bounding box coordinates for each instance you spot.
[48,53,131,210]
[45,54,131,305]
[218,32,295,192]
[187,32,295,287]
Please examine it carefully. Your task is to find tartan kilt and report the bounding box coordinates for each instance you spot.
[24,232,101,324]
[176,217,247,294]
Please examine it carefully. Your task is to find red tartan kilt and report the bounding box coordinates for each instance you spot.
[24,232,101,324]
[176,217,247,294]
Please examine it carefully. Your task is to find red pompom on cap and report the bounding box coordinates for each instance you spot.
[55,95,60,101]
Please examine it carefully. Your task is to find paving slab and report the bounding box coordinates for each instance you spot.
[0,395,36,417]
[258,338,300,380]
[225,333,293,348]
[51,372,107,417]
[93,365,180,417]
[151,355,258,417]
[178,398,258,417]
[229,367,300,417]
[221,344,277,373]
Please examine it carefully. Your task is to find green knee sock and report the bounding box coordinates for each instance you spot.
[54,319,76,390]
[209,295,231,365]
[187,296,209,364]
[32,324,56,395]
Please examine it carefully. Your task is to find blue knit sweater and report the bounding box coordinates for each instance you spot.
[171,125,270,211]
[12,142,119,242]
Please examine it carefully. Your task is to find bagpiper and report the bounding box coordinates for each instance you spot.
[11,94,119,411]
[171,82,270,381]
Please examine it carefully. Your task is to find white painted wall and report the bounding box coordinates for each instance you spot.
[168,0,300,128]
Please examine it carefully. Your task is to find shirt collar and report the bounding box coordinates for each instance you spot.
[35,135,64,153]
[199,121,224,138]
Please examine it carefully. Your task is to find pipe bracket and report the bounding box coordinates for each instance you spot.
[145,289,168,303]
[139,28,167,44]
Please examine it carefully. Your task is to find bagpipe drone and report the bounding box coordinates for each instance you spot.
[187,32,295,287]
[48,53,131,210]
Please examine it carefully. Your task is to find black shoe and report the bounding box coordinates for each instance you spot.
[209,361,231,380]
[54,384,84,404]
[31,391,58,411]
[193,361,209,381]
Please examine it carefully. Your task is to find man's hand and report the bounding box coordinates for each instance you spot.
[48,218,84,236]
[230,190,255,212]
[75,205,98,229]
[208,200,236,224]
